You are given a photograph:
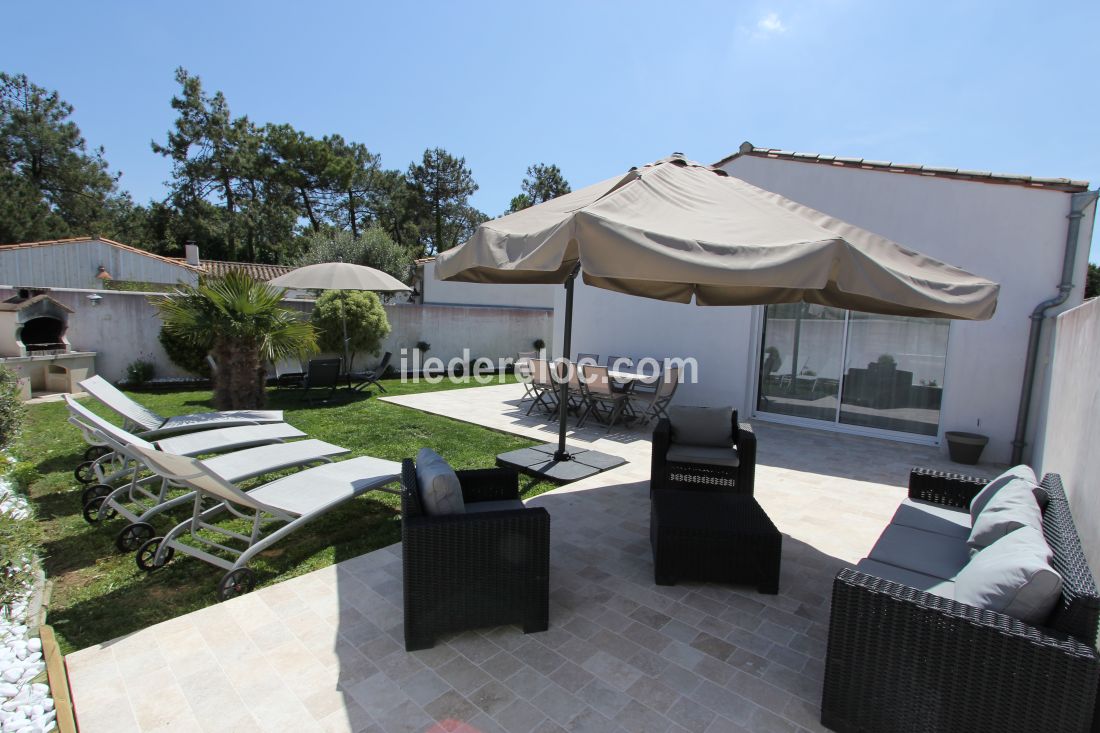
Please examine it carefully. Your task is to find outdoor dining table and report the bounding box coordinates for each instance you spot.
[606,368,661,389]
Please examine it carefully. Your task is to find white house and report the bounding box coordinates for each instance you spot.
[415,258,556,310]
[0,236,297,290]
[553,143,1096,464]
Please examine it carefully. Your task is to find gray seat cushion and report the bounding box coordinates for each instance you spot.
[668,406,734,447]
[868,524,970,580]
[855,558,955,597]
[954,526,1062,625]
[969,464,1041,521]
[468,499,526,513]
[415,448,464,516]
[665,444,740,468]
[967,478,1043,554]
[889,499,971,540]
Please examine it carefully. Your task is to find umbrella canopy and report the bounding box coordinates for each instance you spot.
[269,262,411,375]
[435,154,998,320]
[269,262,411,293]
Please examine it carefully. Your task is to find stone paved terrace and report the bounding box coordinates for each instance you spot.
[65,383,1000,733]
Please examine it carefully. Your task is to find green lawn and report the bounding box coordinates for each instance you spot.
[15,376,552,653]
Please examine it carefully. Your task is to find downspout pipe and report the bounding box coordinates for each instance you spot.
[1010,189,1099,464]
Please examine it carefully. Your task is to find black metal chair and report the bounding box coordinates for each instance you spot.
[651,409,756,495]
[400,459,550,651]
[300,358,342,404]
[350,351,392,393]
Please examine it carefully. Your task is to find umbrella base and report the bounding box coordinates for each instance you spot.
[496,443,626,484]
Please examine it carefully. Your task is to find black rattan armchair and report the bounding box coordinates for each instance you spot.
[651,411,756,495]
[821,470,1100,733]
[400,460,550,651]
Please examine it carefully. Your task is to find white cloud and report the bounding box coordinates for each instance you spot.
[756,12,787,36]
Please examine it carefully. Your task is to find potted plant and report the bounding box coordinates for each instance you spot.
[945,429,988,465]
[533,338,546,354]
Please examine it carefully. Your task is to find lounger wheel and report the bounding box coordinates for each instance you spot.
[83,446,111,462]
[80,483,113,507]
[136,537,174,572]
[74,461,97,484]
[82,495,117,524]
[115,522,155,553]
[217,568,257,601]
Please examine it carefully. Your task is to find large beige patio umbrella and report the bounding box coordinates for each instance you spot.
[435,154,999,478]
[270,262,411,372]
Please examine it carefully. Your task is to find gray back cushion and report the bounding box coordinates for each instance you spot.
[954,526,1062,625]
[669,406,734,447]
[967,478,1043,555]
[969,464,1039,521]
[416,448,464,516]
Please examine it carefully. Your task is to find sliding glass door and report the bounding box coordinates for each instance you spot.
[757,306,948,438]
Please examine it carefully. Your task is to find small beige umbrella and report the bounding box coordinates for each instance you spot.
[436,154,1000,480]
[269,262,411,372]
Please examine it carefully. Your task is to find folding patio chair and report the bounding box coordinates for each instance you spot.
[630,366,681,426]
[301,358,343,404]
[350,351,393,393]
[272,355,306,388]
[515,353,537,402]
[79,375,283,440]
[130,445,400,601]
[575,353,600,367]
[562,361,587,416]
[578,364,634,432]
[606,355,635,371]
[65,396,346,552]
[606,355,636,393]
[525,359,559,416]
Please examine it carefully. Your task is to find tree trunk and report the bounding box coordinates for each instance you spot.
[219,337,265,409]
[222,171,237,259]
[300,187,320,232]
[348,190,359,238]
[210,341,234,410]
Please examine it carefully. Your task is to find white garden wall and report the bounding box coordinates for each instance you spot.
[1031,297,1100,577]
[0,287,552,383]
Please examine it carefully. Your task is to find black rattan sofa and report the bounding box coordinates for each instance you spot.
[400,460,550,651]
[651,411,756,495]
[821,469,1100,733]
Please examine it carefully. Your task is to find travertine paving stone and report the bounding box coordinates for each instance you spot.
[66,383,997,732]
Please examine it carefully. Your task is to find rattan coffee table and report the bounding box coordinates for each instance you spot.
[650,489,781,593]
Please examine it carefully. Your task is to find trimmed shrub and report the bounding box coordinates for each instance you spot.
[125,359,156,387]
[0,367,24,450]
[158,325,212,378]
[311,291,391,372]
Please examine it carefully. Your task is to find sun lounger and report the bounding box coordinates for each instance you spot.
[129,445,401,600]
[79,375,283,439]
[65,396,347,551]
[66,396,305,485]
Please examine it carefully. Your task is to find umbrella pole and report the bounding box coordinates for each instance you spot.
[341,296,351,376]
[554,267,579,461]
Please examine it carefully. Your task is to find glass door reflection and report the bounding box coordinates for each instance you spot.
[839,313,948,436]
[757,303,847,423]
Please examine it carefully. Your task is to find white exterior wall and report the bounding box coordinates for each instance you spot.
[0,240,198,289]
[379,303,552,372]
[0,287,552,383]
[1031,297,1100,576]
[552,156,1091,464]
[0,287,185,383]
[423,260,555,309]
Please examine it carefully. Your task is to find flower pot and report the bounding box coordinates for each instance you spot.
[945,431,988,465]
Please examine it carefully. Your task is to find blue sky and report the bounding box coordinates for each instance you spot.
[4,0,1098,262]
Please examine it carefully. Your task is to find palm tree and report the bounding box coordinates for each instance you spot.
[152,271,317,409]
